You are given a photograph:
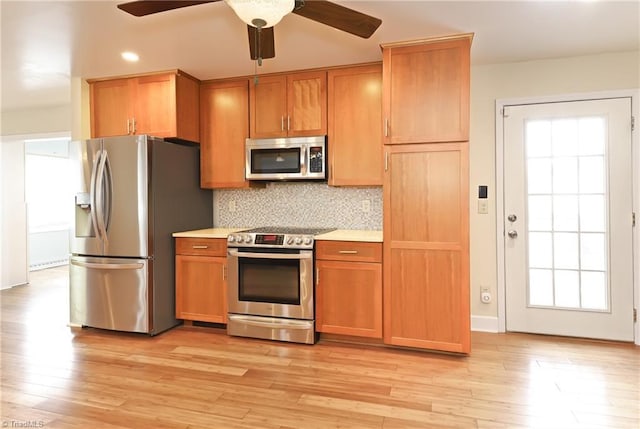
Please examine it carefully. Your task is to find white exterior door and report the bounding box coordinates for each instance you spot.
[504,98,634,341]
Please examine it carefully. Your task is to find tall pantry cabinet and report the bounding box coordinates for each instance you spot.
[382,34,472,354]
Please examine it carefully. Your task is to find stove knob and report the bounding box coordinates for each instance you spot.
[294,236,303,245]
[228,235,235,243]
[303,236,312,245]
[244,235,252,243]
[286,236,295,245]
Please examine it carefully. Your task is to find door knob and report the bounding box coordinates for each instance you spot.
[507,214,517,222]
[508,230,518,238]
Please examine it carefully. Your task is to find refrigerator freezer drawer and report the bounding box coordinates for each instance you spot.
[70,256,150,333]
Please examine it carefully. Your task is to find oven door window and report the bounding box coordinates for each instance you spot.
[250,148,301,174]
[238,257,300,305]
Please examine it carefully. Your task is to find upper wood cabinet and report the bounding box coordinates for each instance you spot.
[250,71,327,138]
[89,70,200,142]
[200,79,251,189]
[327,64,383,186]
[382,34,472,144]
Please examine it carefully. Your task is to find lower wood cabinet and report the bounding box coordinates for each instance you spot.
[175,237,227,323]
[315,241,382,338]
[383,142,470,354]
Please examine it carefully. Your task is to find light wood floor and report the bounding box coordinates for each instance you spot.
[1,266,638,428]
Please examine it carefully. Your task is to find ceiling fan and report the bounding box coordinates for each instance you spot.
[117,0,382,64]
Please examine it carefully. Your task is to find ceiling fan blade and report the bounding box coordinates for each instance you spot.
[292,0,381,39]
[117,0,220,17]
[248,26,275,61]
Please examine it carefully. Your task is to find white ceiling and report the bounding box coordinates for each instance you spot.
[1,0,638,112]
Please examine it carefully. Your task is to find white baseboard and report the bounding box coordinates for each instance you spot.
[471,315,500,333]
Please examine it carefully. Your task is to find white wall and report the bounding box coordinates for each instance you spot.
[469,50,640,325]
[1,138,27,288]
[1,104,71,136]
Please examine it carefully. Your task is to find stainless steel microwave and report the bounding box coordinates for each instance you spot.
[245,136,327,181]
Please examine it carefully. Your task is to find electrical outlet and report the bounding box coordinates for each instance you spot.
[361,199,371,213]
[228,200,236,213]
[480,286,492,304]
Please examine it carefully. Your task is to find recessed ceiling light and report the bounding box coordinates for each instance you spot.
[121,51,139,62]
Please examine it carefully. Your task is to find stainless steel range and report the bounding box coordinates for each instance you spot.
[226,227,334,344]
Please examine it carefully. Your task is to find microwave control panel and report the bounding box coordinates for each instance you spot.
[309,146,324,173]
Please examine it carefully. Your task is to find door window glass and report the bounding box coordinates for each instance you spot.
[524,116,609,311]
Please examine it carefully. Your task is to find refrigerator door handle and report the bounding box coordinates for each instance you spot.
[102,151,113,234]
[70,259,145,270]
[95,149,109,244]
[89,150,102,241]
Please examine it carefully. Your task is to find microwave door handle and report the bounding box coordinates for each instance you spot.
[300,146,307,175]
[228,249,312,260]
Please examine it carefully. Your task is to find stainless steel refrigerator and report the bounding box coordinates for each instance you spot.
[69,135,212,335]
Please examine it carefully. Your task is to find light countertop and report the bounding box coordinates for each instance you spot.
[315,229,383,243]
[172,228,247,239]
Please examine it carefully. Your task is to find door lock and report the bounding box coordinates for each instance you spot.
[507,214,517,222]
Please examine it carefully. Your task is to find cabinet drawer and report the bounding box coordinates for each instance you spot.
[316,241,382,263]
[175,237,227,257]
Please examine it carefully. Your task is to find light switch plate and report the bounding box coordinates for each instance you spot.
[477,200,488,214]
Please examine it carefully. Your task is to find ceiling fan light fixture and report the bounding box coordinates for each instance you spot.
[225,0,294,28]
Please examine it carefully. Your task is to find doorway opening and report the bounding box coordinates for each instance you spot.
[25,137,73,271]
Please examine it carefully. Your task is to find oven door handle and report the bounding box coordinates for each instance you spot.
[228,249,312,260]
[228,314,313,330]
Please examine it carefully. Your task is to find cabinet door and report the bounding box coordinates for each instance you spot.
[382,35,471,144]
[328,65,382,186]
[383,143,469,353]
[316,260,382,338]
[175,254,227,323]
[132,73,177,137]
[90,78,132,138]
[287,71,327,137]
[250,74,287,138]
[200,80,250,188]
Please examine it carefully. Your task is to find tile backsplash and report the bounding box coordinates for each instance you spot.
[214,182,382,230]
